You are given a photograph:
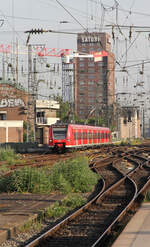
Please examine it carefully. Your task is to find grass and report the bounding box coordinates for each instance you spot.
[0,166,53,193]
[45,194,86,219]
[144,190,150,202]
[0,147,24,166]
[0,147,19,161]
[19,193,86,233]
[0,155,100,194]
[49,155,100,194]
[19,218,42,233]
[0,155,99,233]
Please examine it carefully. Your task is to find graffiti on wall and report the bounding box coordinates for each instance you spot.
[0,98,25,108]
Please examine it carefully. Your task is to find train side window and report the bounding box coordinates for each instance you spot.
[78,131,81,139]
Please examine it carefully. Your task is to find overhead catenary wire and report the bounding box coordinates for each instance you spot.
[55,0,88,32]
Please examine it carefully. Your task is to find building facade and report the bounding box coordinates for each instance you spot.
[0,81,60,143]
[0,81,28,142]
[119,107,141,140]
[74,32,115,123]
[36,100,60,144]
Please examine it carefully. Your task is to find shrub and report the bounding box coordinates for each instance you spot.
[45,194,86,219]
[62,194,86,209]
[49,155,100,193]
[0,155,99,194]
[0,147,19,162]
[145,190,150,202]
[45,201,68,219]
[0,167,53,193]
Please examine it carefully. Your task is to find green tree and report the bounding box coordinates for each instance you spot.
[56,97,70,122]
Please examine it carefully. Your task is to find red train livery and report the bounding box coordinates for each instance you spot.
[49,124,111,151]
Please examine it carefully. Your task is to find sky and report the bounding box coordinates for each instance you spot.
[1,0,150,50]
[1,0,150,104]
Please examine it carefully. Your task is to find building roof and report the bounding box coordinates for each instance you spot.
[36,100,59,109]
[0,79,26,92]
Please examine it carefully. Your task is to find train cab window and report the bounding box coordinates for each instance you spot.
[53,127,67,139]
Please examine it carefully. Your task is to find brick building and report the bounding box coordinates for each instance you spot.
[74,32,115,123]
[0,80,28,143]
[0,81,28,121]
[0,81,60,144]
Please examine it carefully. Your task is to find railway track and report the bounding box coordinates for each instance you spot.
[25,149,150,247]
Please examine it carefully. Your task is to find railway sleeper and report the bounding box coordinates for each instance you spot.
[101,202,122,207]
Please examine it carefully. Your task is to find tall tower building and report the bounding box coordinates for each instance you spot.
[74,32,115,125]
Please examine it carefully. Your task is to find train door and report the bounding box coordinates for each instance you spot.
[98,131,100,144]
[93,130,95,144]
[83,130,85,145]
[75,130,77,146]
[78,129,81,145]
[87,130,89,145]
[101,130,104,143]
[81,130,83,145]
[89,130,91,145]
[96,131,98,144]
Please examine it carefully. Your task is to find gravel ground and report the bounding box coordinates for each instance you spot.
[0,221,49,247]
[0,192,91,247]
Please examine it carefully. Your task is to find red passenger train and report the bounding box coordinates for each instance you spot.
[49,123,111,152]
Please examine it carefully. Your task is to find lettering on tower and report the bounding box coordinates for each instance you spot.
[79,35,101,43]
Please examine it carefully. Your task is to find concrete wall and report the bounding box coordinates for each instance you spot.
[0,120,23,143]
[120,112,141,139]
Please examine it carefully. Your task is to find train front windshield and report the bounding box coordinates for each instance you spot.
[52,127,67,139]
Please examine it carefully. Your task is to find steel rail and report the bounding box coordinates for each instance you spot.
[24,156,132,247]
[25,152,150,247]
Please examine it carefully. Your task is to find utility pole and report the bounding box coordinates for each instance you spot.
[115,0,119,60]
[27,44,45,142]
[2,52,5,81]
[143,108,145,138]
[33,57,37,142]
[16,38,18,83]
[27,44,33,142]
